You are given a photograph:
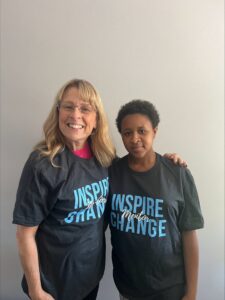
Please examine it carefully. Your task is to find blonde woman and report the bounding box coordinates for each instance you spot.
[13,79,115,300]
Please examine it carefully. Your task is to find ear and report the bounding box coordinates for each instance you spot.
[153,127,158,138]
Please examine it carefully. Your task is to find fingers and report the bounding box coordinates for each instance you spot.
[163,153,188,167]
[177,157,188,167]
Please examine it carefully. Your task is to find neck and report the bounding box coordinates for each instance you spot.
[128,151,156,172]
[67,140,86,151]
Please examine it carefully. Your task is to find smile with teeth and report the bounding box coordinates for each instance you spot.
[67,123,84,129]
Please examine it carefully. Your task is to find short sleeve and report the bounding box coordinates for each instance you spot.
[178,168,204,231]
[13,153,58,226]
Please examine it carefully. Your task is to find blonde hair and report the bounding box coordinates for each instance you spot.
[34,79,116,167]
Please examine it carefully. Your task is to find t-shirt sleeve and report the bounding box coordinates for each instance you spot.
[13,154,57,226]
[178,168,204,231]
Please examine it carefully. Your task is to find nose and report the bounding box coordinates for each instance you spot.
[70,107,82,118]
[131,132,140,143]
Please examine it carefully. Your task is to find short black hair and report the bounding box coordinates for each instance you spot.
[116,99,160,133]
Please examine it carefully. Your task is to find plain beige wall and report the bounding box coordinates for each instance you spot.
[0,0,224,299]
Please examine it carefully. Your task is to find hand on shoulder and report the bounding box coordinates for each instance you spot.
[163,153,188,167]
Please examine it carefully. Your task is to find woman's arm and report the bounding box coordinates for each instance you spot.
[16,225,55,300]
[181,230,199,300]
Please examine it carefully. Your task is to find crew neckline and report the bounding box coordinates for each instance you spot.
[126,153,159,175]
[71,142,93,159]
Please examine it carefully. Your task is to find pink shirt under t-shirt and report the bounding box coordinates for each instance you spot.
[71,142,93,159]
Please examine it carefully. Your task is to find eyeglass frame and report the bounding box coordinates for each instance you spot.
[57,102,96,115]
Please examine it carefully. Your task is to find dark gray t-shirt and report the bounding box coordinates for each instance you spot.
[13,147,109,300]
[108,153,204,299]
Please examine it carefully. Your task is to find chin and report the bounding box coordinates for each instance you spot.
[131,152,145,158]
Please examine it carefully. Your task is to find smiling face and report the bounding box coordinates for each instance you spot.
[121,113,157,161]
[58,87,97,150]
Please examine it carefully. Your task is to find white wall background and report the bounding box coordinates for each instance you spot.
[0,1,224,299]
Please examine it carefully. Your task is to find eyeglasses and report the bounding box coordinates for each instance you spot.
[57,102,96,114]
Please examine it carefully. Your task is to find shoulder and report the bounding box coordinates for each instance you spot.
[159,155,198,195]
[108,156,128,179]
[109,155,128,171]
[157,153,182,175]
[25,150,53,171]
[22,149,69,180]
[23,150,48,174]
[157,153,197,187]
[180,166,196,187]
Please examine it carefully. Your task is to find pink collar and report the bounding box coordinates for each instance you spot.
[72,143,93,159]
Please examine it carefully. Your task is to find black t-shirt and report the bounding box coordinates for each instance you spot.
[13,147,109,300]
[108,153,204,299]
